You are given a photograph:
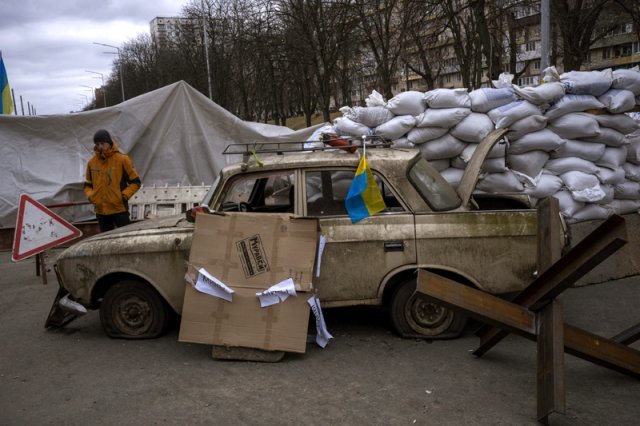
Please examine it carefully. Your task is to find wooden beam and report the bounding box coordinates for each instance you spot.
[416,270,640,378]
[535,197,565,422]
[612,323,640,346]
[537,300,566,422]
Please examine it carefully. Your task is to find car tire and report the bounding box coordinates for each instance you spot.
[389,276,467,339]
[100,280,169,339]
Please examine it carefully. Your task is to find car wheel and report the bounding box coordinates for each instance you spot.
[100,280,169,339]
[389,276,466,339]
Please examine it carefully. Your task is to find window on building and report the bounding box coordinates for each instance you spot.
[526,42,536,52]
[602,47,611,59]
[533,59,541,70]
[634,42,640,54]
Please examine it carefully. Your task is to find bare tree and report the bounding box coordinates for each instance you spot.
[277,0,354,122]
[551,0,617,71]
[352,0,412,99]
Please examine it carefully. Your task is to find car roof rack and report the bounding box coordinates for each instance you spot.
[223,135,392,162]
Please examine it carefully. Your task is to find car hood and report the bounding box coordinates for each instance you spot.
[59,214,194,257]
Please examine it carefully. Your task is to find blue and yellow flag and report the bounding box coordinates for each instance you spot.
[1,51,14,115]
[345,154,386,223]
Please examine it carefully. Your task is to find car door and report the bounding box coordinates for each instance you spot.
[302,168,416,305]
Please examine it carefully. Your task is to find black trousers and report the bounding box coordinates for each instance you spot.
[97,212,131,232]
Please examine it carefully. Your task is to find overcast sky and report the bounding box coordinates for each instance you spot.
[1,0,188,116]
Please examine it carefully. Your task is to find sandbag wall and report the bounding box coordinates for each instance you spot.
[330,68,640,223]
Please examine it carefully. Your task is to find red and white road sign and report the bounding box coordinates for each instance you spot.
[12,194,82,262]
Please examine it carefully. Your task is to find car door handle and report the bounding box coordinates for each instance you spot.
[384,241,404,252]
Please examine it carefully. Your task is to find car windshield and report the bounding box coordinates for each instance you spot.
[407,158,461,211]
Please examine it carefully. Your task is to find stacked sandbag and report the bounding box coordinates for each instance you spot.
[324,67,640,223]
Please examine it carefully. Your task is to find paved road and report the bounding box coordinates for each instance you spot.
[1,249,639,425]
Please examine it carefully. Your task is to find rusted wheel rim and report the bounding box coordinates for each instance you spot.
[113,294,153,336]
[405,295,454,336]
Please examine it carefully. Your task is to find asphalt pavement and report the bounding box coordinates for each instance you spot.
[0,249,639,425]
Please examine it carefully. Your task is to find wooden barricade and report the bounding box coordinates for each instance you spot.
[415,198,640,423]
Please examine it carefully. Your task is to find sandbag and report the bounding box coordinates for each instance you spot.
[524,173,563,199]
[544,95,605,120]
[450,156,467,169]
[595,184,615,204]
[423,88,471,109]
[545,157,599,175]
[585,112,639,135]
[512,82,565,105]
[340,106,395,128]
[488,100,541,129]
[392,137,414,148]
[415,108,471,129]
[407,126,449,144]
[623,162,640,182]
[505,115,548,141]
[582,126,627,147]
[469,87,517,113]
[547,113,601,139]
[596,146,628,169]
[429,159,451,172]
[568,204,612,223]
[627,141,640,164]
[440,167,465,187]
[560,171,605,202]
[417,134,467,160]
[508,129,565,154]
[609,199,640,214]
[450,113,495,143]
[560,69,613,96]
[612,67,640,95]
[550,139,605,162]
[476,170,525,193]
[554,190,585,218]
[386,91,426,116]
[598,89,637,113]
[595,166,626,185]
[481,157,509,174]
[507,150,549,179]
[460,142,506,163]
[334,117,373,137]
[374,115,416,140]
[365,90,387,107]
[613,181,640,200]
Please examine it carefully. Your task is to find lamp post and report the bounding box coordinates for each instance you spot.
[81,85,95,108]
[86,70,107,107]
[93,42,125,103]
[77,94,89,110]
[201,0,213,100]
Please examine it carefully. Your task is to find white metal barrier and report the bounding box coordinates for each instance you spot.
[128,184,211,220]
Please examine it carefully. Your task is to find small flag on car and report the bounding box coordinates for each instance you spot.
[345,153,386,223]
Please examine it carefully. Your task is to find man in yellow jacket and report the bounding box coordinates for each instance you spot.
[84,129,141,232]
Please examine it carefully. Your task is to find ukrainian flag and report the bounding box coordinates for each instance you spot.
[345,154,386,223]
[1,51,13,115]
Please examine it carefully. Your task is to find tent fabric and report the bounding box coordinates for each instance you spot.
[0,81,322,228]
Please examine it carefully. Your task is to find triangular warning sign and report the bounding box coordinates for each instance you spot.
[12,194,83,262]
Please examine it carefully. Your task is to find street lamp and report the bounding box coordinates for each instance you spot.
[201,0,213,100]
[81,85,95,107]
[93,42,125,103]
[86,70,107,107]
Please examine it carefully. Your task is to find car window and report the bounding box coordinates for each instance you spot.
[407,158,461,211]
[305,170,404,217]
[214,171,295,213]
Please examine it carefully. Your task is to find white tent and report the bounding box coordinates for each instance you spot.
[0,81,323,228]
